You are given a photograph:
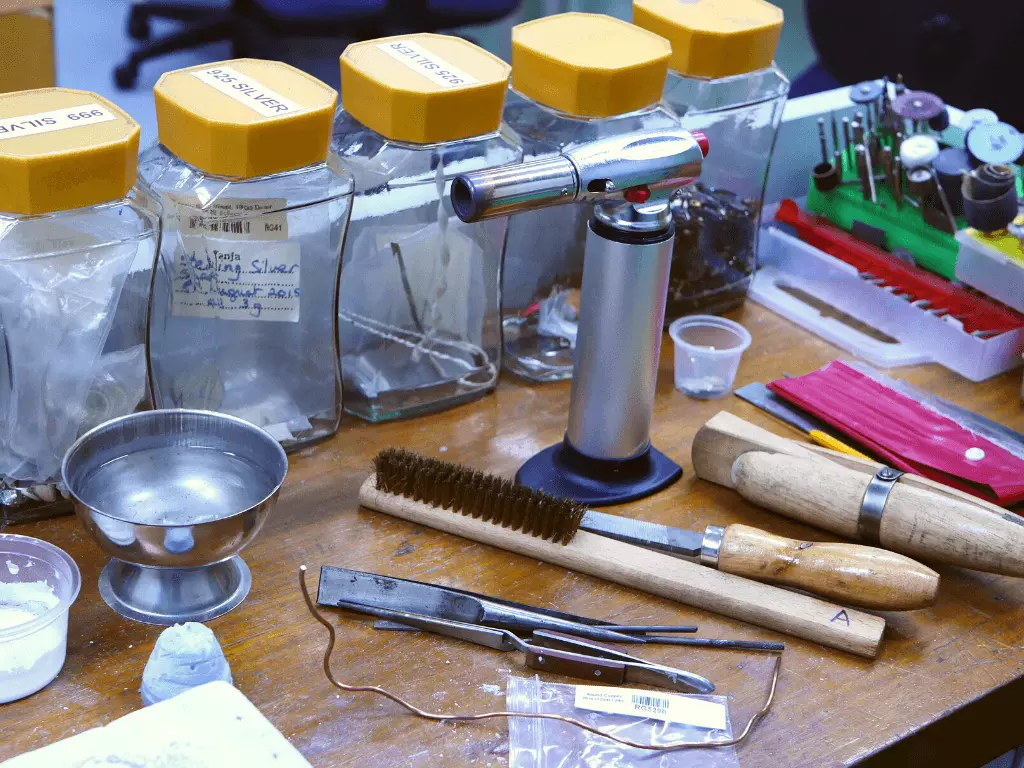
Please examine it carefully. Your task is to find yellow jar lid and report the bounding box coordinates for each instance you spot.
[633,0,783,79]
[511,13,671,119]
[0,88,139,215]
[341,34,510,144]
[154,58,337,179]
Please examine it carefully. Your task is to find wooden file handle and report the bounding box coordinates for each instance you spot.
[360,476,885,658]
[731,451,1024,577]
[718,524,939,611]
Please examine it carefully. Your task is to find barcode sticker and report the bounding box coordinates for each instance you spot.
[175,198,288,240]
[573,686,727,730]
[171,239,301,323]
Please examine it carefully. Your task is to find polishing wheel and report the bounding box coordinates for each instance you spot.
[892,91,945,122]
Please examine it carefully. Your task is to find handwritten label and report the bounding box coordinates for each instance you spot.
[375,40,480,89]
[830,610,851,625]
[176,197,288,241]
[573,686,727,730]
[0,103,117,141]
[172,240,301,322]
[190,66,305,118]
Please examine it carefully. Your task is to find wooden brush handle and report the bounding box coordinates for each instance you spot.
[718,524,939,611]
[731,451,1024,577]
[359,476,885,658]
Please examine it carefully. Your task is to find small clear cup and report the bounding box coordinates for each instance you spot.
[668,315,752,399]
[0,533,81,703]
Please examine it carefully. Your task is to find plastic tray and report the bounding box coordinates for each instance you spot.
[955,223,1024,315]
[751,225,1024,381]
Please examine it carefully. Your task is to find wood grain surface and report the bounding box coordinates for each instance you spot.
[716,523,940,611]
[359,477,886,657]
[2,304,1023,768]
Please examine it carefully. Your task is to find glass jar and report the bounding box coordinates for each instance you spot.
[0,89,158,510]
[501,13,677,382]
[0,1,55,95]
[140,59,352,449]
[333,34,521,422]
[634,0,789,319]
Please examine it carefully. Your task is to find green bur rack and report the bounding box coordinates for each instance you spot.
[805,153,961,279]
[806,150,1024,280]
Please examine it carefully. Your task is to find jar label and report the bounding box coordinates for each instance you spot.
[174,197,289,240]
[375,39,480,89]
[171,240,301,323]
[190,65,306,119]
[0,103,117,141]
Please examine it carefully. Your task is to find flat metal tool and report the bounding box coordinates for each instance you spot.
[317,566,644,644]
[332,600,715,693]
[734,382,871,459]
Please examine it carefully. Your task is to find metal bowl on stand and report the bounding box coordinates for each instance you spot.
[62,410,288,625]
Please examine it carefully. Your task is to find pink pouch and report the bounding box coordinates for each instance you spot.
[769,361,1024,505]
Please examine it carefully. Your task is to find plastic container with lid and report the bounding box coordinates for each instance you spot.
[332,34,522,422]
[0,533,81,703]
[501,13,680,382]
[139,59,354,449]
[0,88,158,510]
[634,0,788,319]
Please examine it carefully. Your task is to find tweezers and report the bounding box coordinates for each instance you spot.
[333,599,715,694]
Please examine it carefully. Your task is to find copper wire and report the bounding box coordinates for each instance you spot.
[299,566,780,751]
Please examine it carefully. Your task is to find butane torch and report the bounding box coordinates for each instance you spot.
[451,128,708,505]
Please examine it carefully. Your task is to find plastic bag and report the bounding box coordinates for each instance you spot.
[507,675,740,768]
[0,242,135,483]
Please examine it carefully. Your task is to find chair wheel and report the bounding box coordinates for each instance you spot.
[127,7,150,40]
[114,64,138,90]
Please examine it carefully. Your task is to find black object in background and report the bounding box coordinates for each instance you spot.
[805,0,1024,129]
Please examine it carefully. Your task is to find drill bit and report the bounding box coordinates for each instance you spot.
[817,117,829,165]
[893,156,904,209]
[864,140,878,203]
[881,145,895,190]
[830,113,839,158]
[852,120,865,147]
[842,117,852,166]
[856,144,871,201]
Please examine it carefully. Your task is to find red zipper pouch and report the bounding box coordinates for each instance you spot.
[769,361,1024,505]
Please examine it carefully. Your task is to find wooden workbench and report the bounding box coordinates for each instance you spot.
[2,304,1023,767]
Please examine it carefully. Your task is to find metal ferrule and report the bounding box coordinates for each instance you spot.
[451,129,704,223]
[700,525,726,568]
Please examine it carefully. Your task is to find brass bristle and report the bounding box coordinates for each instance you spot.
[370,449,587,545]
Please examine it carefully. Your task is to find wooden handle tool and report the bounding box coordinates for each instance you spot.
[582,511,937,609]
[360,476,886,658]
[693,411,1024,577]
[713,523,938,610]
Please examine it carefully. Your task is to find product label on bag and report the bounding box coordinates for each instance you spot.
[174,197,289,241]
[191,66,305,118]
[573,686,728,729]
[171,240,301,323]
[375,40,479,89]
[0,103,117,140]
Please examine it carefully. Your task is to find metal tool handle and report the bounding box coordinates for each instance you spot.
[523,645,628,684]
[530,631,715,694]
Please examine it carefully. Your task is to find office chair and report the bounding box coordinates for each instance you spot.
[115,0,523,89]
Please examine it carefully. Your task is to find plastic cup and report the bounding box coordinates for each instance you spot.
[0,533,81,703]
[668,315,752,399]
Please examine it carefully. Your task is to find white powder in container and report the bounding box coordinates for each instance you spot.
[0,579,67,703]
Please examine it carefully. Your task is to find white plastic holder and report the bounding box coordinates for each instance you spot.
[750,225,1024,381]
